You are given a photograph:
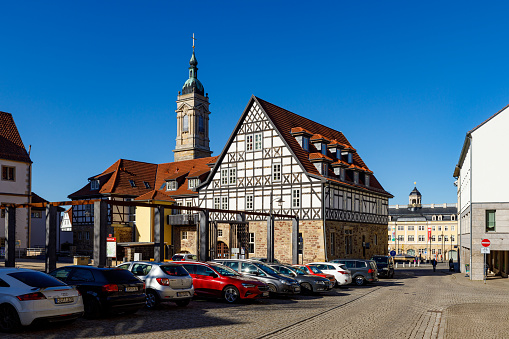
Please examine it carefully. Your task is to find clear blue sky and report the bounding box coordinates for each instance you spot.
[2,1,508,205]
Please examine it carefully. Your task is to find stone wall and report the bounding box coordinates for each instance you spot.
[174,226,197,254]
[326,221,388,260]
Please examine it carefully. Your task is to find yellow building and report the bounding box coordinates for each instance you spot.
[388,187,458,261]
[134,190,175,247]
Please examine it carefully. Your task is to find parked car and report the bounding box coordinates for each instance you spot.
[178,261,269,303]
[269,264,333,293]
[330,259,379,286]
[171,253,197,261]
[307,262,352,286]
[371,255,395,278]
[0,268,83,333]
[249,257,282,264]
[49,266,145,318]
[393,254,416,263]
[293,264,337,286]
[213,259,301,295]
[116,261,194,308]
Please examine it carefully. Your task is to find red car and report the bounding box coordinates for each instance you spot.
[293,264,336,286]
[179,262,269,303]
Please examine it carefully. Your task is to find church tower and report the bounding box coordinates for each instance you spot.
[173,37,212,162]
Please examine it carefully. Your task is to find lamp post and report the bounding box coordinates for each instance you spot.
[441,231,444,263]
[267,191,284,263]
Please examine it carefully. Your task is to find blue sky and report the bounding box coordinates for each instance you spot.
[1,1,508,205]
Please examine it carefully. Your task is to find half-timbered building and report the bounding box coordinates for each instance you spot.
[199,96,392,263]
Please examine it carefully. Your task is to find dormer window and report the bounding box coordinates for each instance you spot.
[167,180,177,191]
[129,180,136,187]
[90,180,100,190]
[188,178,200,189]
[365,174,370,187]
[321,144,327,155]
[303,137,309,151]
[348,153,353,164]
[353,171,359,184]
[143,181,151,189]
[321,163,328,175]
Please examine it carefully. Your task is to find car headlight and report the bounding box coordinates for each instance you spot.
[383,268,388,270]
[279,279,292,285]
[242,283,255,288]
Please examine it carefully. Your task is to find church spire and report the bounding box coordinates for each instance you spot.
[182,33,204,96]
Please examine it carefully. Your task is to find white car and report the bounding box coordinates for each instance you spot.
[0,268,84,332]
[307,262,352,286]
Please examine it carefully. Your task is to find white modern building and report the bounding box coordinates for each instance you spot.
[454,103,509,280]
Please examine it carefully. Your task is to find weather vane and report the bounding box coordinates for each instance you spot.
[192,33,196,50]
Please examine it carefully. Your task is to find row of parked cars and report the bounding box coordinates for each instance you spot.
[0,255,395,332]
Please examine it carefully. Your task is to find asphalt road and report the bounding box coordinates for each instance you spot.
[5,263,509,339]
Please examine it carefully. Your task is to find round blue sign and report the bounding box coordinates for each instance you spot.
[390,250,396,256]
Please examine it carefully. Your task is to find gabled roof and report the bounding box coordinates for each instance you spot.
[0,111,32,163]
[135,190,175,202]
[203,96,392,197]
[69,159,158,199]
[155,156,218,197]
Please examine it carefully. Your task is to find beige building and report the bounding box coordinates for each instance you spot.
[388,187,458,261]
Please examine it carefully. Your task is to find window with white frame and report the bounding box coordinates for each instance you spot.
[432,249,436,254]
[432,235,436,242]
[221,197,228,210]
[246,195,253,209]
[438,235,442,241]
[292,189,301,208]
[408,225,414,231]
[228,168,236,185]
[418,235,425,241]
[397,235,404,241]
[451,235,455,242]
[188,178,200,189]
[451,225,455,231]
[167,181,177,191]
[272,164,281,182]
[398,225,404,231]
[90,180,100,190]
[186,201,192,214]
[218,229,223,237]
[444,235,448,242]
[418,225,425,231]
[182,231,188,240]
[246,135,253,151]
[438,225,442,231]
[248,233,255,253]
[213,197,220,209]
[408,235,414,242]
[254,133,262,150]
[221,169,228,185]
[438,249,442,255]
[432,225,436,231]
[444,225,448,231]
[451,214,456,221]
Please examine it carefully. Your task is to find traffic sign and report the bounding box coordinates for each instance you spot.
[390,250,396,256]
[481,247,490,254]
[481,239,491,247]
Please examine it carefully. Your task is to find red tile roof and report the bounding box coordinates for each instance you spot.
[310,134,331,143]
[155,156,218,197]
[0,111,31,163]
[135,190,175,202]
[308,152,333,162]
[255,97,391,196]
[290,127,313,135]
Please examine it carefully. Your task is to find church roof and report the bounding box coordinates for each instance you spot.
[0,111,32,163]
[409,187,421,196]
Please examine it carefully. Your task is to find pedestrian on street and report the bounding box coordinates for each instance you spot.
[449,258,454,271]
[432,258,437,272]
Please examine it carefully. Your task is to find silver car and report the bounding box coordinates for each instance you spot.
[117,261,194,308]
[270,264,333,293]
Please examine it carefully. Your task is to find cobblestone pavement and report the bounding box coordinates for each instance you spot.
[4,262,509,338]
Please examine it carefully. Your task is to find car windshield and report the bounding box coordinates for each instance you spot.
[291,266,307,275]
[9,271,66,288]
[209,264,239,277]
[172,255,184,261]
[254,262,279,276]
[372,256,388,263]
[102,269,140,283]
[161,265,189,276]
[308,266,322,274]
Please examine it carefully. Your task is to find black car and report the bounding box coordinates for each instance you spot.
[371,255,395,278]
[49,266,145,318]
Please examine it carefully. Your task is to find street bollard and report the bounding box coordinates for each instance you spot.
[403,262,405,268]
[396,263,398,269]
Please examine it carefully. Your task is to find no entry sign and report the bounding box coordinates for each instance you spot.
[481,239,491,247]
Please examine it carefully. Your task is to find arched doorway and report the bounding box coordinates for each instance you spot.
[217,241,229,259]
[448,250,458,261]
[407,249,416,256]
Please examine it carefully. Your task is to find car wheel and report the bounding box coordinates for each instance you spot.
[223,286,240,303]
[0,304,21,333]
[145,290,160,309]
[354,275,366,286]
[267,284,277,293]
[300,282,313,294]
[175,299,190,307]
[84,297,102,319]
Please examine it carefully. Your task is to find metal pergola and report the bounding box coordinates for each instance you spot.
[1,199,299,272]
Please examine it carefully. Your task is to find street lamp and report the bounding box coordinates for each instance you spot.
[267,192,284,263]
[441,231,444,262]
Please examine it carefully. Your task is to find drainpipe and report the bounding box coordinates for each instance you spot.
[27,145,32,249]
[322,183,328,262]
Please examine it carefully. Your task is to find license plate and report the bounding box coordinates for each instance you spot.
[177,292,189,297]
[125,286,138,292]
[262,291,269,297]
[55,297,74,304]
